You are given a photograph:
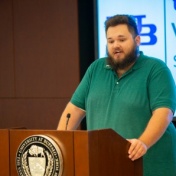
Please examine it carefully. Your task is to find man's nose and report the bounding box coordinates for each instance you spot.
[113,41,120,48]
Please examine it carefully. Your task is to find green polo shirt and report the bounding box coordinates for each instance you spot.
[71,52,176,176]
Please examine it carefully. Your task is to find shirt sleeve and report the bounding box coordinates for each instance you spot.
[148,60,176,114]
[70,64,93,111]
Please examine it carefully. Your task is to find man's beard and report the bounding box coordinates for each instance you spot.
[107,45,139,71]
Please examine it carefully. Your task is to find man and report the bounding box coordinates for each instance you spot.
[57,15,176,175]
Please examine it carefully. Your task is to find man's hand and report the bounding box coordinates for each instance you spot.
[127,139,148,161]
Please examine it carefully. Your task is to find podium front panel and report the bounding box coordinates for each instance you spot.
[9,130,74,176]
[8,129,142,176]
[0,129,9,176]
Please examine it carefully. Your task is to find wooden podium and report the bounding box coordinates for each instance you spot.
[0,129,9,176]
[0,129,143,176]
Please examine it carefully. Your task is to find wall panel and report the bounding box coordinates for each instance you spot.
[13,0,79,97]
[0,0,15,97]
[0,98,69,129]
[0,0,79,129]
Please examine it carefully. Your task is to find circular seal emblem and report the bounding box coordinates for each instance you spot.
[16,135,63,176]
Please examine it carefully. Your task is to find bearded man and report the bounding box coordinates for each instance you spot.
[57,15,176,176]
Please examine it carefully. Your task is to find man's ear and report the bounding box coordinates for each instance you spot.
[135,35,141,46]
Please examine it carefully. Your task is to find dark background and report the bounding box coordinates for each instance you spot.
[0,0,175,129]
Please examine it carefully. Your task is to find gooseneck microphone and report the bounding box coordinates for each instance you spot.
[65,113,71,130]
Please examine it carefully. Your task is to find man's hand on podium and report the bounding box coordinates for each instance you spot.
[127,139,148,161]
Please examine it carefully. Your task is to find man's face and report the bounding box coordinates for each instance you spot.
[106,24,140,70]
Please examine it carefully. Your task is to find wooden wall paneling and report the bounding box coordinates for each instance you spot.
[13,0,80,97]
[0,98,69,129]
[0,0,80,129]
[0,0,15,97]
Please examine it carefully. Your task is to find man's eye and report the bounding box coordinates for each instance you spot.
[119,39,125,42]
[108,40,114,44]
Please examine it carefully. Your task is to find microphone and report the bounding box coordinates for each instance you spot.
[65,113,71,130]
